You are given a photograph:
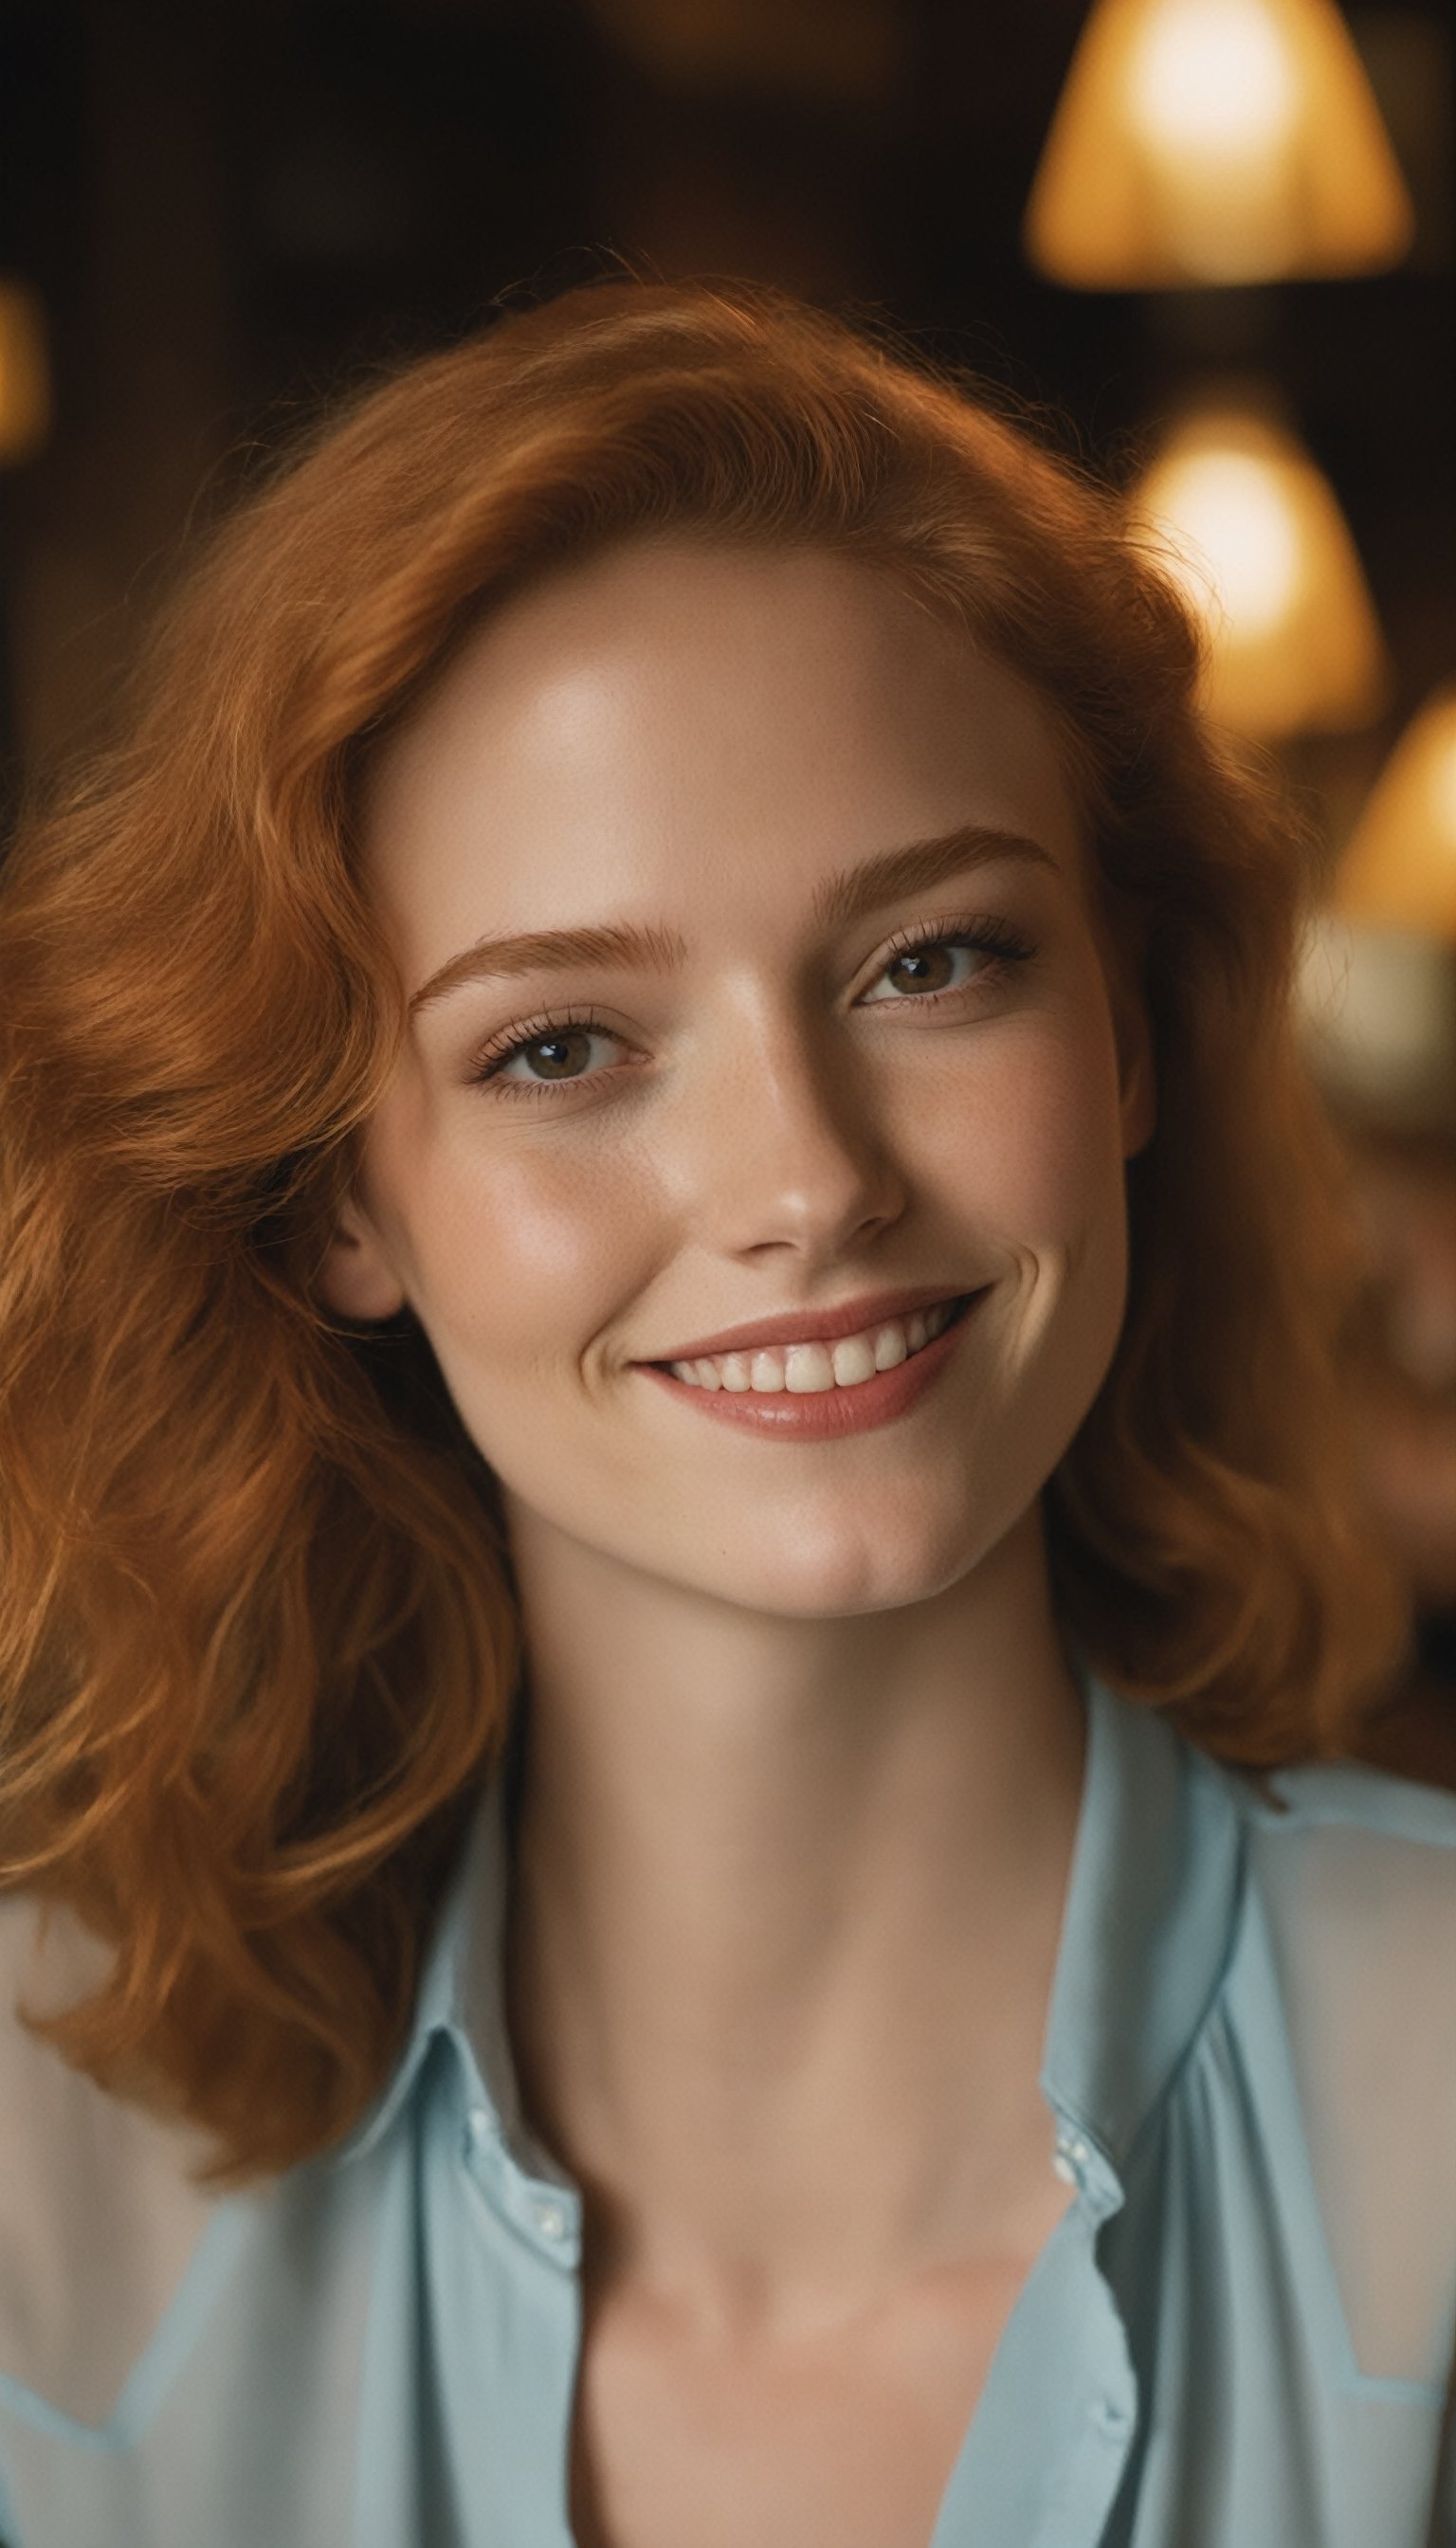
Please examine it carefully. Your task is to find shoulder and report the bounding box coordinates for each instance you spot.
[1216,1750,1456,2068]
[0,1891,225,2429]
[1223,1749,1456,1981]
[1205,1751,1456,2395]
[1246,1749,1456,1848]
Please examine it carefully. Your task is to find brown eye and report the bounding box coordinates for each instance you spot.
[883,945,960,995]
[477,1018,631,1093]
[515,1030,597,1081]
[860,921,1035,1011]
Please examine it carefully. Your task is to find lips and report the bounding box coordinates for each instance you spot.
[668,1297,962,1396]
[640,1283,973,1368]
[635,1289,986,1441]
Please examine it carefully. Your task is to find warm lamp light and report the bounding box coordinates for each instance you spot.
[1025,0,1415,287]
[1299,912,1456,1123]
[1335,685,1456,941]
[1128,405,1389,737]
[0,281,51,465]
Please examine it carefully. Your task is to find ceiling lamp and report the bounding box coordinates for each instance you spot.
[1299,912,1456,1125]
[1335,684,1456,941]
[0,280,51,466]
[1128,403,1389,737]
[1025,0,1415,287]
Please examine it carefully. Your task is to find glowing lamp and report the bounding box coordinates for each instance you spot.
[1025,0,1415,287]
[1335,686,1456,942]
[0,281,51,466]
[1128,406,1389,737]
[1299,912,1456,1122]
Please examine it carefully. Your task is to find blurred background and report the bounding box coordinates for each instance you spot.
[2,0,1453,1774]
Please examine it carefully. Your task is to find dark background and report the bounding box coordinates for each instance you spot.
[2,0,1453,1769]
[2,0,1451,787]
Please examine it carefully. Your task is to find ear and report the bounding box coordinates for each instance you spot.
[1113,980,1157,1161]
[316,1194,410,1321]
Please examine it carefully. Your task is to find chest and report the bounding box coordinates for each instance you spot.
[567,2249,1047,2548]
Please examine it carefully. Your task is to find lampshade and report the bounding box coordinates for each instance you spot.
[1299,911,1456,1124]
[1128,404,1389,737]
[1334,685,1456,941]
[1025,0,1415,287]
[0,280,51,465]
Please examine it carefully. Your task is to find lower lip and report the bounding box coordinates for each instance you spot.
[635,1293,985,1440]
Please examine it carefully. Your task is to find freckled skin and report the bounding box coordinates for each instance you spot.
[324,540,1154,1622]
[320,540,1158,2548]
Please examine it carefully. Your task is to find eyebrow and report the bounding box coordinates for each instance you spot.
[812,825,1056,932]
[407,825,1057,1016]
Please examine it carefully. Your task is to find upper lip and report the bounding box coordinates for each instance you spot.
[640,1284,976,1366]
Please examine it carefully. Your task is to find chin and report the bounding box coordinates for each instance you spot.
[720,1494,1010,1622]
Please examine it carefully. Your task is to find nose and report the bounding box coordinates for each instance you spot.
[674,1006,907,1268]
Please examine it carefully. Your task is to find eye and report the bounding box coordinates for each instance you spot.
[500,1028,614,1083]
[471,1012,631,1096]
[859,919,1033,1005]
[871,942,977,998]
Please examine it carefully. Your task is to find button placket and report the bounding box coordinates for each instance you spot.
[1052,2125,1093,2190]
[463,2103,498,2170]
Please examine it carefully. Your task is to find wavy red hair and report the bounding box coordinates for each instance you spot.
[0,278,1407,2182]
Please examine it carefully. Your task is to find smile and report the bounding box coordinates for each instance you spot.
[666,1297,962,1394]
[639,1292,984,1440]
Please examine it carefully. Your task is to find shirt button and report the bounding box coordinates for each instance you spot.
[1095,2395,1133,2440]
[463,2105,494,2161]
[1053,2130,1091,2186]
[534,2198,569,2241]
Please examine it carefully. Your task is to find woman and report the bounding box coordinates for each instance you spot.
[0,277,1450,2548]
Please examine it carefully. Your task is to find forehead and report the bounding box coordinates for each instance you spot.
[357,541,1087,964]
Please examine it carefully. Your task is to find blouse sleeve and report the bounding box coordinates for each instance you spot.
[0,1892,225,2433]
[1249,1778,1456,2399]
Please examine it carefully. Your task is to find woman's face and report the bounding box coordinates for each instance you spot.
[326,540,1154,1618]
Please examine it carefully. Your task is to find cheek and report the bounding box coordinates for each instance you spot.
[922,1010,1126,1246]
[379,1107,663,1368]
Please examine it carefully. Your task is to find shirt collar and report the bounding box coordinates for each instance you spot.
[1038,1666,1246,2207]
[336,1767,515,2166]
[337,1665,1247,2198]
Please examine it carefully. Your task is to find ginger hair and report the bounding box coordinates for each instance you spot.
[0,277,1407,2182]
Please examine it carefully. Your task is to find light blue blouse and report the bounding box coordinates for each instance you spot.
[2,1670,1453,2547]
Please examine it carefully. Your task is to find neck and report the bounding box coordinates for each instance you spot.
[501,1501,1086,2335]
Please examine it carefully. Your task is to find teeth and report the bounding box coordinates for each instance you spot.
[785,1342,835,1394]
[831,1334,876,1387]
[668,1299,965,1396]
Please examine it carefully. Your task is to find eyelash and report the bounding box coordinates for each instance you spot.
[469,1002,625,1100]
[467,914,1037,1101]
[876,912,1034,995]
